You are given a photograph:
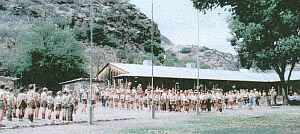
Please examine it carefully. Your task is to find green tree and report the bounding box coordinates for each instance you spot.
[180,47,192,54]
[192,0,300,103]
[12,18,85,91]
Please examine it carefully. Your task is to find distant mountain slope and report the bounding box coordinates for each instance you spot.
[0,0,163,76]
[163,42,239,70]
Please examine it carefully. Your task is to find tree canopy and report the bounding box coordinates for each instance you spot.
[10,17,85,91]
[192,0,300,100]
[192,0,300,79]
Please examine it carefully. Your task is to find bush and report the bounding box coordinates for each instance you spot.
[180,47,192,54]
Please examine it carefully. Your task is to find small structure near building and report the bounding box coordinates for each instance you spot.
[59,78,106,93]
[0,76,18,89]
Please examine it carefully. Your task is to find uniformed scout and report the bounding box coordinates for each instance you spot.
[182,92,189,113]
[66,90,74,121]
[101,90,107,107]
[0,84,6,126]
[125,92,131,110]
[169,92,176,112]
[130,94,135,110]
[161,90,167,111]
[91,89,97,109]
[27,84,36,123]
[81,88,88,113]
[95,87,100,102]
[120,91,126,109]
[228,91,236,109]
[202,92,208,111]
[40,87,48,119]
[216,91,223,112]
[255,89,261,107]
[191,91,198,111]
[142,93,148,110]
[17,87,27,121]
[46,91,54,120]
[61,90,68,121]
[73,92,79,114]
[34,90,41,119]
[54,91,62,121]
[101,90,106,107]
[108,91,113,108]
[6,87,14,121]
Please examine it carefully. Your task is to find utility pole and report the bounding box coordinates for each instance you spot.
[196,11,200,115]
[151,0,155,119]
[89,0,94,125]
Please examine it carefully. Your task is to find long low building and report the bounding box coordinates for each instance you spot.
[0,76,19,89]
[96,62,300,93]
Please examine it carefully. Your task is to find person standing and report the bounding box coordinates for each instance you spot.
[34,91,41,119]
[27,84,36,123]
[61,90,68,121]
[17,87,27,121]
[101,90,105,107]
[81,89,88,113]
[91,89,97,109]
[46,91,54,121]
[161,91,167,111]
[73,92,79,114]
[12,88,17,118]
[6,87,14,121]
[40,87,48,119]
[0,84,7,126]
[206,91,212,112]
[54,91,62,121]
[66,90,74,122]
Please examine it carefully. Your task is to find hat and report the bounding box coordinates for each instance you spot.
[47,91,52,95]
[57,91,62,95]
[43,87,48,91]
[194,90,199,94]
[28,84,35,90]
[5,86,10,91]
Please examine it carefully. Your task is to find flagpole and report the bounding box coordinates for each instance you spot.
[151,0,155,119]
[196,11,200,115]
[89,0,94,125]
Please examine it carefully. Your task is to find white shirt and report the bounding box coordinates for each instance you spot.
[55,95,62,105]
[41,92,47,101]
[47,96,54,103]
[0,89,6,101]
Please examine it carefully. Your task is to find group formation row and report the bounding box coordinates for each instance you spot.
[0,84,81,127]
[82,86,282,112]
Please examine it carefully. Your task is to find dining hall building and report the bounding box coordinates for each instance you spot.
[96,62,300,93]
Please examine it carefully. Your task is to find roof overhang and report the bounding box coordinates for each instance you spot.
[59,78,105,85]
[0,76,19,81]
[113,74,274,83]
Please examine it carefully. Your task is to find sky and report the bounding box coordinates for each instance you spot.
[129,0,236,54]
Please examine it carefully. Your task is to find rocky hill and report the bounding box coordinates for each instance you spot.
[0,0,241,78]
[0,0,164,76]
[163,43,239,70]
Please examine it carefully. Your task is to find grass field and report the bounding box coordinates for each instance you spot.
[124,109,300,134]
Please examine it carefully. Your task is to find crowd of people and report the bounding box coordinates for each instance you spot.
[0,82,298,127]
[0,83,79,127]
[95,84,287,113]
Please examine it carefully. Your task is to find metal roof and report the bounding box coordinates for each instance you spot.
[59,78,104,85]
[109,63,300,82]
[0,76,19,81]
